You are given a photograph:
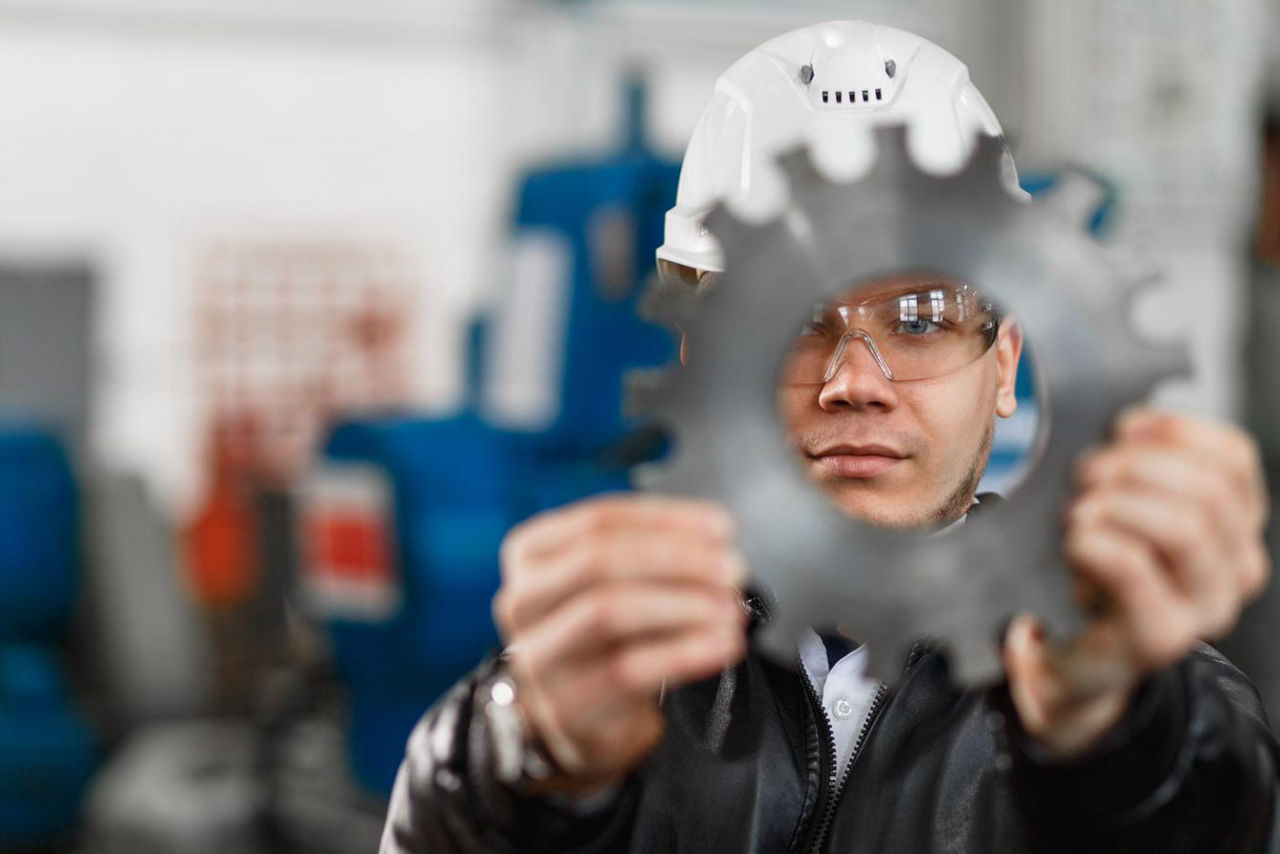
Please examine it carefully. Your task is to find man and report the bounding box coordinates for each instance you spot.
[382,21,1276,852]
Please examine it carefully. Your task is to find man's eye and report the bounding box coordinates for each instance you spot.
[895,318,942,336]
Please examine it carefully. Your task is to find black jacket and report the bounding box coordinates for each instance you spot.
[380,636,1278,853]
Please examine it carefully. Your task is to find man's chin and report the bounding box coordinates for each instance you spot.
[823,488,939,532]
[818,477,979,531]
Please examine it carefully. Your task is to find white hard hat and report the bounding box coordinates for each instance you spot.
[657,20,1026,276]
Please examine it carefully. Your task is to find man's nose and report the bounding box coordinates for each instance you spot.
[817,332,899,411]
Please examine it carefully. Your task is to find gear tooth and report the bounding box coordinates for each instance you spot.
[1033,600,1083,645]
[623,367,672,417]
[864,637,917,687]
[755,612,808,667]
[944,632,1003,686]
[639,277,700,326]
[1037,168,1109,231]
[703,202,755,259]
[634,438,711,494]
[1142,339,1193,382]
[776,146,822,194]
[871,124,911,165]
[864,645,896,685]
[866,124,915,184]
[961,132,1010,192]
[632,459,676,492]
[1104,243,1164,293]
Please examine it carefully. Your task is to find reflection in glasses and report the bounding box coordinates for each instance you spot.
[782,278,999,384]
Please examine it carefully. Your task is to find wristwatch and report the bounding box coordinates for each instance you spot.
[484,671,557,787]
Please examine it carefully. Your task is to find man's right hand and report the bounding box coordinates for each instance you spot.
[492,495,749,795]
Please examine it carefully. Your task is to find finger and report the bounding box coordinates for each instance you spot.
[496,535,746,635]
[553,703,666,782]
[1063,521,1198,668]
[570,621,746,700]
[1069,487,1241,637]
[515,668,666,781]
[1238,539,1273,602]
[1003,614,1137,757]
[1003,615,1058,733]
[1004,616,1130,715]
[1113,409,1267,513]
[503,495,734,570]
[518,582,747,667]
[514,621,745,757]
[1074,445,1257,542]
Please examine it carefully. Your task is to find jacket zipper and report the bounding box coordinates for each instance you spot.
[805,683,887,853]
[802,639,930,853]
[798,658,837,850]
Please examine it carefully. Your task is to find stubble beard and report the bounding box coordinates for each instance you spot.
[917,417,995,529]
[797,417,997,531]
[865,417,994,531]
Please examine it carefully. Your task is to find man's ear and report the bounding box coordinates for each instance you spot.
[994,321,1023,419]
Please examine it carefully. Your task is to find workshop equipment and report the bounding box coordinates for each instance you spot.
[298,76,679,794]
[0,425,96,847]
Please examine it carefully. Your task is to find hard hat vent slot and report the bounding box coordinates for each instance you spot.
[819,87,886,108]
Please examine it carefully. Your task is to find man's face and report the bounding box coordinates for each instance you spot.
[775,273,1024,529]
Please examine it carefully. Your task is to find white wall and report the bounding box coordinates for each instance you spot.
[0,2,520,515]
[1021,0,1272,420]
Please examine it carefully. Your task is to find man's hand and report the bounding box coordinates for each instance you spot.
[492,495,748,794]
[1003,408,1271,758]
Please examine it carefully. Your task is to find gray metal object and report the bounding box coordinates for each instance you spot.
[633,127,1189,686]
[82,472,214,723]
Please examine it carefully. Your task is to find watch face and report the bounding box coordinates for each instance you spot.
[486,676,526,785]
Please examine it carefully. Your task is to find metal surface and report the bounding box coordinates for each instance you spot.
[633,127,1189,685]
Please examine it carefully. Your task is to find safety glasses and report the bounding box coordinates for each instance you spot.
[781,280,999,384]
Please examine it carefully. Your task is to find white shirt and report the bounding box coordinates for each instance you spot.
[798,630,882,780]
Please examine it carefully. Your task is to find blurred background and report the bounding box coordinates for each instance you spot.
[0,0,1277,850]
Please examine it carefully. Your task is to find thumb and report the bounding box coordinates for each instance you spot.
[1003,614,1059,735]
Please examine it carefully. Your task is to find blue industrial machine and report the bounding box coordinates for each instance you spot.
[304,79,679,794]
[0,426,97,846]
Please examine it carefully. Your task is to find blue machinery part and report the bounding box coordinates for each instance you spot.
[318,77,679,793]
[0,426,97,846]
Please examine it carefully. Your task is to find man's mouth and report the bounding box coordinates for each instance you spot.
[806,444,907,479]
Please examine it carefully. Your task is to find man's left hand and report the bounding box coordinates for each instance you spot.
[1002,408,1271,758]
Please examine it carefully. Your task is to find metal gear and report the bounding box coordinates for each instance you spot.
[631,126,1189,686]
